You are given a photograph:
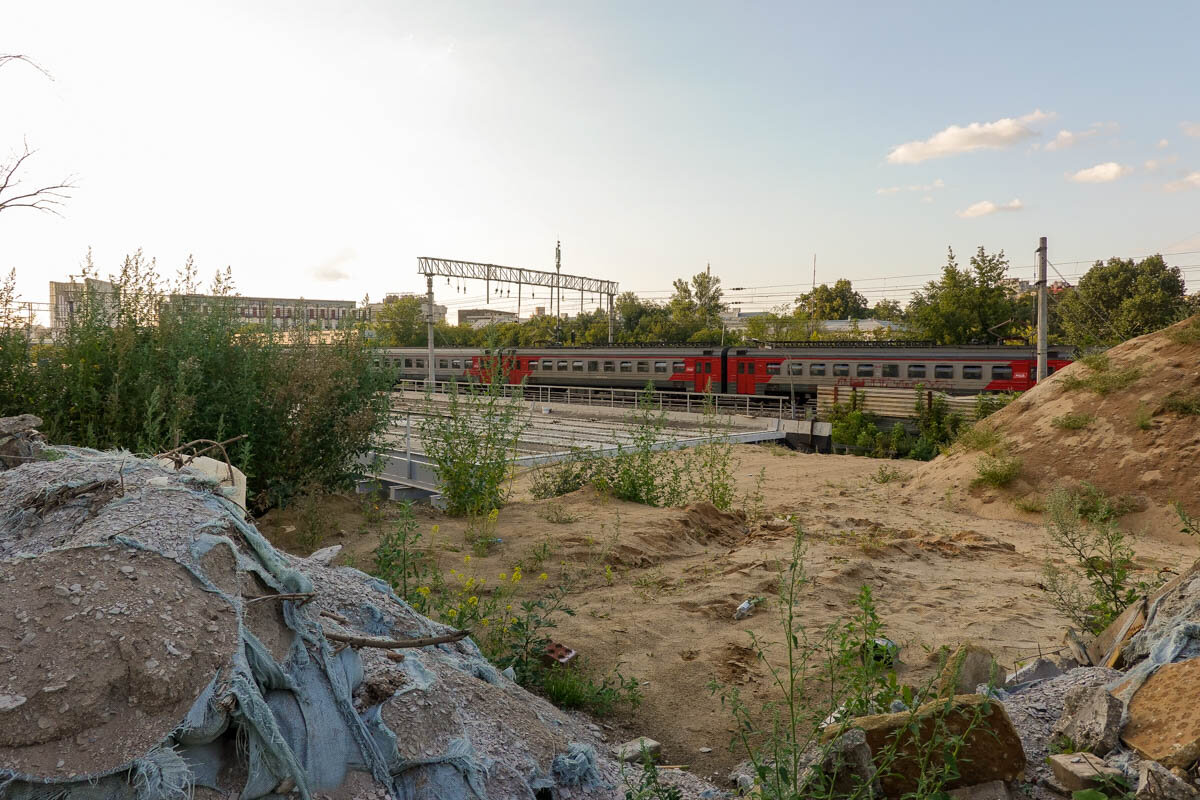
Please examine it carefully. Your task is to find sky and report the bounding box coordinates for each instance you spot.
[3,0,1200,321]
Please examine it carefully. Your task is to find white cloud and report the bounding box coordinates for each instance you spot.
[1158,138,1170,149]
[1182,122,1200,138]
[876,186,901,195]
[1145,155,1178,172]
[311,248,357,281]
[887,110,1053,164]
[1165,172,1200,192]
[956,199,1024,218]
[1067,162,1133,183]
[1045,128,1092,151]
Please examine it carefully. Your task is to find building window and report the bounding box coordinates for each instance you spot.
[963,365,983,380]
[274,307,280,318]
[991,365,1013,380]
[766,362,781,375]
[856,363,874,378]
[934,365,954,379]
[882,363,899,378]
[907,364,926,379]
[810,363,826,376]
[833,363,850,377]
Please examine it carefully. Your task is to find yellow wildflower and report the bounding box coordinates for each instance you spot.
[539,573,548,581]
[417,586,431,596]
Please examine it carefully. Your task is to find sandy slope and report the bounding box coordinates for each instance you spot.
[260,438,1197,782]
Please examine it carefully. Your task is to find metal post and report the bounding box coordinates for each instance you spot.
[607,293,614,344]
[1036,236,1048,382]
[425,275,436,388]
[405,413,413,480]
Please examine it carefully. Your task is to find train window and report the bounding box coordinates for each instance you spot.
[882,364,898,378]
[557,360,568,371]
[542,359,553,370]
[637,361,649,373]
[572,361,584,372]
[654,361,667,373]
[810,363,826,376]
[588,360,598,372]
[766,362,781,375]
[1046,364,1057,376]
[934,365,953,379]
[404,358,413,368]
[856,364,874,378]
[833,363,850,377]
[451,359,462,369]
[992,365,1013,380]
[672,361,685,373]
[788,362,803,376]
[907,364,926,379]
[736,362,745,374]
[438,359,449,369]
[618,361,631,372]
[704,362,712,373]
[963,365,983,380]
[603,360,615,373]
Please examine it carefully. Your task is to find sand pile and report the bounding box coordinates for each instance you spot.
[907,315,1200,519]
[0,435,718,799]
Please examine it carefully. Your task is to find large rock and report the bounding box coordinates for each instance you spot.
[838,694,1025,797]
[948,781,1012,800]
[807,728,880,798]
[1004,657,1062,689]
[1122,658,1200,768]
[938,644,1001,696]
[1137,760,1200,800]
[1052,684,1125,756]
[0,414,43,470]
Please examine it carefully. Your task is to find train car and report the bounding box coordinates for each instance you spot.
[376,344,1073,399]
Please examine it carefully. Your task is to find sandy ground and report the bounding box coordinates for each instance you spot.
[257,440,1197,786]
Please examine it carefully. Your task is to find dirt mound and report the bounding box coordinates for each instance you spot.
[907,316,1200,521]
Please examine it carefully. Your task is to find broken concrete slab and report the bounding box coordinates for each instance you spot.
[1047,752,1123,792]
[938,644,1001,696]
[1137,760,1200,800]
[948,780,1012,800]
[806,728,880,798]
[1004,657,1062,689]
[1052,684,1125,757]
[837,694,1024,797]
[1122,658,1200,769]
[614,737,661,763]
[0,414,42,436]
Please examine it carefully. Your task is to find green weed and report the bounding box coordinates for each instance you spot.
[1133,403,1153,430]
[1060,354,1142,396]
[1012,495,1045,514]
[536,502,580,524]
[954,424,1004,454]
[870,464,906,484]
[972,453,1021,489]
[1159,390,1200,415]
[541,662,643,717]
[1167,315,1200,345]
[1052,412,1095,431]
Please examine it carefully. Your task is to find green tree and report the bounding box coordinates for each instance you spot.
[796,279,869,320]
[1056,255,1189,346]
[374,295,425,346]
[907,247,1020,344]
[870,298,904,322]
[670,267,725,330]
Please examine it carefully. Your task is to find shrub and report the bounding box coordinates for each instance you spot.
[954,424,1003,454]
[600,382,687,507]
[1159,390,1200,415]
[419,372,529,516]
[1133,403,1153,430]
[0,255,392,511]
[541,662,642,717]
[871,464,905,484]
[530,450,602,499]
[1060,354,1142,396]
[1041,485,1158,633]
[1051,411,1095,431]
[974,391,1020,420]
[972,453,1021,488]
[686,389,738,510]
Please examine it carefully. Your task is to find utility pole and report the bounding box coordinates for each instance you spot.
[554,240,562,344]
[809,254,817,338]
[425,275,436,388]
[607,292,614,344]
[1036,236,1048,382]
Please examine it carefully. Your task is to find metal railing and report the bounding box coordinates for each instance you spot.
[392,379,799,419]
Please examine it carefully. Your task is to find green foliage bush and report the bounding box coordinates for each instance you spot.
[419,371,529,516]
[972,453,1021,488]
[974,391,1019,420]
[1167,315,1200,345]
[0,255,391,511]
[1159,390,1200,415]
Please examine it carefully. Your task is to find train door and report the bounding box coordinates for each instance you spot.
[734,358,758,395]
[693,358,716,392]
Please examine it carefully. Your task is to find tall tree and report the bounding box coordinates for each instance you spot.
[907,247,1020,344]
[796,279,869,320]
[670,266,725,330]
[1056,255,1189,346]
[374,295,425,346]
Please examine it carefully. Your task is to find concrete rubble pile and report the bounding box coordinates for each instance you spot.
[0,421,720,800]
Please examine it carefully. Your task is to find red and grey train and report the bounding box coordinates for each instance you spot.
[377,343,1073,399]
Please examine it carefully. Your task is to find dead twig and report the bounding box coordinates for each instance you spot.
[245,592,316,606]
[154,434,247,486]
[320,628,470,650]
[320,610,351,624]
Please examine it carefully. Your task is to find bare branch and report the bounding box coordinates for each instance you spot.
[0,141,75,217]
[0,54,53,80]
